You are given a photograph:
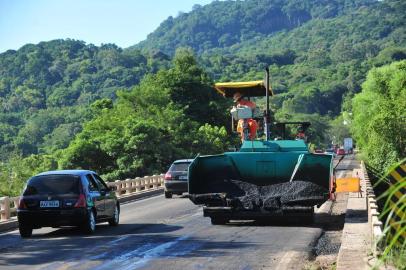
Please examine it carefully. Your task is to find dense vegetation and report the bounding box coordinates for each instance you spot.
[136,0,382,55]
[351,60,406,172]
[59,48,231,180]
[0,0,405,196]
[0,40,171,158]
[352,61,405,269]
[0,49,233,195]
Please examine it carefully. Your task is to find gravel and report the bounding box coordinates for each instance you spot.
[303,192,349,270]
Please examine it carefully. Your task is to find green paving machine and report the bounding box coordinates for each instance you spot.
[188,68,335,225]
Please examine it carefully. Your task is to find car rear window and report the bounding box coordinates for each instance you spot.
[169,162,191,172]
[24,175,80,195]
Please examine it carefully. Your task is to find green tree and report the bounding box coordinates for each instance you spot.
[59,51,231,180]
[351,60,406,171]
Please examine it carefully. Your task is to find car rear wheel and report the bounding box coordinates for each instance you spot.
[108,205,120,226]
[164,191,172,199]
[82,209,96,234]
[19,225,33,238]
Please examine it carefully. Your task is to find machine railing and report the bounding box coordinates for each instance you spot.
[0,174,164,222]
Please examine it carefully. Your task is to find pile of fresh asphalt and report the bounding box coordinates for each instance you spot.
[191,179,328,210]
[227,180,328,210]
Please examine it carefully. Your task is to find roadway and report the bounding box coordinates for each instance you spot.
[0,155,357,270]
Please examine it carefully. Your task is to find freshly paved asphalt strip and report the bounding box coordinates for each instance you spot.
[0,156,356,270]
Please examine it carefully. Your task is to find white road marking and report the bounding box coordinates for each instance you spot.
[93,234,197,270]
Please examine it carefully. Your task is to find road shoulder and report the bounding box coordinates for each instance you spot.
[336,168,370,270]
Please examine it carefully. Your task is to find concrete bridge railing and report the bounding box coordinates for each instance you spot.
[361,161,383,255]
[0,174,164,223]
[0,196,20,222]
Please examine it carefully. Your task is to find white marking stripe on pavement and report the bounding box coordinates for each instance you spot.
[93,235,194,270]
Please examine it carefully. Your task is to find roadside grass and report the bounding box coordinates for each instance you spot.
[384,248,406,270]
[303,261,336,270]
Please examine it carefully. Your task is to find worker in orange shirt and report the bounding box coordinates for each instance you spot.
[233,92,258,141]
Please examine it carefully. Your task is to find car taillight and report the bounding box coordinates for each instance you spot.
[74,194,87,208]
[18,198,27,209]
[165,172,172,180]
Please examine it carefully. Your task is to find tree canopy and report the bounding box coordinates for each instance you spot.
[46,49,231,181]
[351,60,406,171]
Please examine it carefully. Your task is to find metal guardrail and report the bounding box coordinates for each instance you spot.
[0,174,164,222]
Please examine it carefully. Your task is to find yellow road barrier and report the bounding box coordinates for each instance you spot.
[336,177,361,193]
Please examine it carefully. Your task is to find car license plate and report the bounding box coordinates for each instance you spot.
[179,176,188,180]
[40,200,60,208]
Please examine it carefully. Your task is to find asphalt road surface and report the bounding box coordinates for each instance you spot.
[0,155,357,270]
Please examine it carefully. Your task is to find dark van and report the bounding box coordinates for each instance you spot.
[17,170,119,237]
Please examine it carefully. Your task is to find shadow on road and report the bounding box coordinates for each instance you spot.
[212,211,346,230]
[343,209,367,223]
[28,222,183,239]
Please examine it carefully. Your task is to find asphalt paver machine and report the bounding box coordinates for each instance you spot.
[188,68,335,225]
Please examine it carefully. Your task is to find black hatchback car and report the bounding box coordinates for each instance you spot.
[17,170,120,237]
[164,159,193,198]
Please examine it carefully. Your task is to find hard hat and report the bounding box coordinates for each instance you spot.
[233,92,242,102]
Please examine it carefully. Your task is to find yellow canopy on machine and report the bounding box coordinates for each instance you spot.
[214,80,273,98]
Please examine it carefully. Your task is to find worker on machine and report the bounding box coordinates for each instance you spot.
[233,92,258,141]
[295,125,306,140]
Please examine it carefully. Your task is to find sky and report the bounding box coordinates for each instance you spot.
[0,0,214,53]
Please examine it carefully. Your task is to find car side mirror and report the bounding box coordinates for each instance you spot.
[109,186,117,191]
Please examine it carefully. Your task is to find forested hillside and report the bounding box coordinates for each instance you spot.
[199,0,406,116]
[136,0,382,55]
[137,0,405,117]
[0,40,170,158]
[0,0,405,195]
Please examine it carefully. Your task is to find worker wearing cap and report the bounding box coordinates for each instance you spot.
[233,92,258,141]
